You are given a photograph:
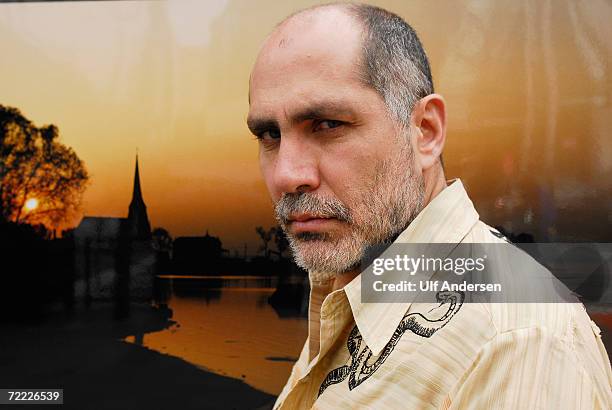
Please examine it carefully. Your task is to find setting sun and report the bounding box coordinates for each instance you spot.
[24,198,39,212]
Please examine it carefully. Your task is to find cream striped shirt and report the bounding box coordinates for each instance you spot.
[274,179,612,409]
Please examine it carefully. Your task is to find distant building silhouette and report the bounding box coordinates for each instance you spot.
[71,155,154,303]
[74,155,151,243]
[173,231,228,274]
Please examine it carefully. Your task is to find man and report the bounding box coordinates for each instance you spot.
[247,3,612,409]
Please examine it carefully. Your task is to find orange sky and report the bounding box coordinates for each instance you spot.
[1,0,611,250]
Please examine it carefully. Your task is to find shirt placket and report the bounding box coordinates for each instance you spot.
[276,291,352,409]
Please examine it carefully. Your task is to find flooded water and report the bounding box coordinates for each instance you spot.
[125,276,308,395]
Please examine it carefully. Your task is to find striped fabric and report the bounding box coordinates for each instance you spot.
[273,179,612,409]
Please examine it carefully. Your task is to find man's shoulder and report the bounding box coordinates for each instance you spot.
[446,301,588,341]
[482,302,586,336]
[461,220,583,334]
[448,303,612,408]
[442,300,585,346]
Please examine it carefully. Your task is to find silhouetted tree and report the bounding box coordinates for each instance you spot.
[256,225,290,260]
[255,226,273,258]
[0,105,88,229]
[272,225,289,258]
[152,227,172,275]
[151,227,173,253]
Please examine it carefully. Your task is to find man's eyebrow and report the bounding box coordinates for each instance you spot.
[247,116,278,135]
[290,102,357,124]
[247,101,358,134]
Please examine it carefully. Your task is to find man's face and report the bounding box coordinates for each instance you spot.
[248,10,424,278]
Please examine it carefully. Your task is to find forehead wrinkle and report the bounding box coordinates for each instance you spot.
[248,91,377,134]
[257,4,365,72]
[249,6,370,104]
[248,7,377,133]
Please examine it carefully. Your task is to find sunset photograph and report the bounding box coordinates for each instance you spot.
[1,1,611,409]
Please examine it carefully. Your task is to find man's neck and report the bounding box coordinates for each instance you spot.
[331,269,360,292]
[421,163,448,206]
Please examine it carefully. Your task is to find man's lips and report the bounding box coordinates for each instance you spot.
[287,214,338,233]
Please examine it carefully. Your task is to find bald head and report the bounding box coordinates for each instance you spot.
[272,2,360,45]
[251,2,434,128]
[250,5,365,104]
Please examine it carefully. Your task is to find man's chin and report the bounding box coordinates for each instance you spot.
[290,237,364,276]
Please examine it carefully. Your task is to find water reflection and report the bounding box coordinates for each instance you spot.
[126,275,308,395]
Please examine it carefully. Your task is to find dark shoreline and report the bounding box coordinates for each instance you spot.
[0,302,275,410]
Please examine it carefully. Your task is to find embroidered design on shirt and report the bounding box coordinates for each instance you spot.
[318,290,464,396]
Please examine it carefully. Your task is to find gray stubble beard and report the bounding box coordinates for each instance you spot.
[276,138,424,281]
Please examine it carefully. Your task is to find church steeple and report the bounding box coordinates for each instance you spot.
[127,154,151,240]
[132,155,144,204]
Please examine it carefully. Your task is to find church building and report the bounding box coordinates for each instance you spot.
[71,155,155,302]
[73,155,152,245]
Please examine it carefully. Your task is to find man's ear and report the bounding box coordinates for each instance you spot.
[410,94,446,171]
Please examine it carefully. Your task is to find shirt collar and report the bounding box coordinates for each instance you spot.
[343,178,480,355]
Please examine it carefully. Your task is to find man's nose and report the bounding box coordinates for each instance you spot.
[273,137,320,194]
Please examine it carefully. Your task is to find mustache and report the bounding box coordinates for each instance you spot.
[275,192,352,225]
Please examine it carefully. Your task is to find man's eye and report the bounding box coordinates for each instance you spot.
[314,120,343,132]
[258,129,281,140]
